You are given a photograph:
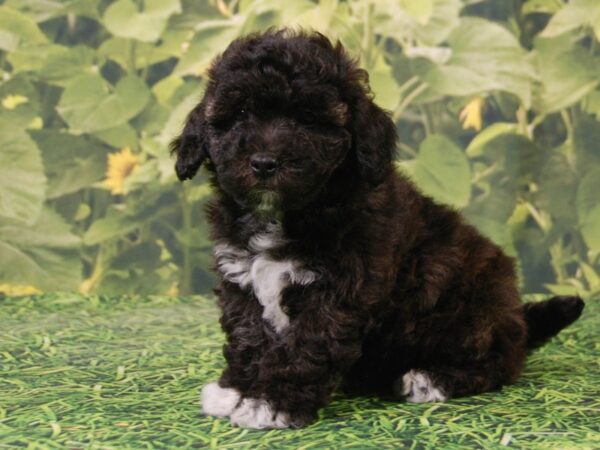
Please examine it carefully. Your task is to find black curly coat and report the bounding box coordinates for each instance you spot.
[171,30,584,428]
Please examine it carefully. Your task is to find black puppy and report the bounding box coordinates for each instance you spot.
[171,30,584,429]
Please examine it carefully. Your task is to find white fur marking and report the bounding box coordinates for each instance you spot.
[201,381,241,417]
[214,224,316,333]
[397,370,447,403]
[229,398,290,429]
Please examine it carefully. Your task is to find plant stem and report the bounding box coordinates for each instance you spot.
[81,245,107,293]
[560,109,574,144]
[516,105,530,138]
[472,162,500,184]
[549,243,568,284]
[525,202,549,233]
[393,82,429,122]
[525,202,568,283]
[128,39,137,73]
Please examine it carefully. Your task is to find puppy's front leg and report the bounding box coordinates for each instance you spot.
[201,284,272,418]
[229,301,366,429]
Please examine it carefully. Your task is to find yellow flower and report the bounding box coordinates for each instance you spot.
[103,147,139,195]
[0,283,42,296]
[459,96,485,131]
[2,94,28,110]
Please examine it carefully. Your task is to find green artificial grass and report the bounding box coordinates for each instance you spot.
[0,294,598,449]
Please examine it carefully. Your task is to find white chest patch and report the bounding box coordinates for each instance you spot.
[214,223,316,333]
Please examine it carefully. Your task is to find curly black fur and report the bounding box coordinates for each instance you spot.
[171,30,584,429]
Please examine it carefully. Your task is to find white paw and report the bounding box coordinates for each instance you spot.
[201,381,241,417]
[396,370,447,403]
[229,398,290,429]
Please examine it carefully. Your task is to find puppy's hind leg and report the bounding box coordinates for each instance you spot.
[393,350,526,403]
[394,369,448,403]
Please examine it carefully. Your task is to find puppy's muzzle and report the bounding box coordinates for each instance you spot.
[251,154,279,179]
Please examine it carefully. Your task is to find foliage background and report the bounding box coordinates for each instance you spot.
[1,0,600,297]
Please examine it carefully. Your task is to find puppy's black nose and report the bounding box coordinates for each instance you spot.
[250,154,278,178]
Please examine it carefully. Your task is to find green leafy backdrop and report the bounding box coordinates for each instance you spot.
[1,0,599,297]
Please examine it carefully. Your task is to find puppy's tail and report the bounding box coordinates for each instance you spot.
[523,295,584,349]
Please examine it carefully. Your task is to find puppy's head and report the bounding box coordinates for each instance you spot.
[171,30,397,214]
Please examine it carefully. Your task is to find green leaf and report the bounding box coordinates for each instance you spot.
[414,18,534,106]
[486,134,542,182]
[533,35,600,113]
[595,10,600,41]
[400,0,433,25]
[545,283,581,296]
[30,130,108,199]
[111,242,162,271]
[576,161,600,251]
[174,18,244,76]
[103,0,181,43]
[131,102,171,137]
[282,0,338,32]
[8,44,95,85]
[152,76,184,105]
[369,56,401,110]
[157,87,205,147]
[3,0,101,22]
[580,205,600,251]
[92,123,138,148]
[573,114,600,172]
[0,29,20,52]
[0,6,48,48]
[98,29,188,70]
[464,180,517,223]
[576,167,600,222]
[580,262,600,289]
[0,118,46,224]
[0,209,81,291]
[123,160,160,194]
[83,208,139,246]
[538,152,577,220]
[466,214,517,257]
[0,74,40,129]
[522,0,562,15]
[57,74,150,133]
[175,227,211,249]
[375,0,461,46]
[400,134,471,208]
[140,137,176,184]
[466,123,519,157]
[84,198,167,246]
[583,90,600,118]
[540,0,600,38]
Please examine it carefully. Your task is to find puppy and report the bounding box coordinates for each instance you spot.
[171,30,584,429]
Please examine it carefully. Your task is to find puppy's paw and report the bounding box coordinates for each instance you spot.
[229,398,290,429]
[201,381,241,417]
[395,370,447,403]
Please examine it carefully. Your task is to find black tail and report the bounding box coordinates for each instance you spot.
[524,295,584,349]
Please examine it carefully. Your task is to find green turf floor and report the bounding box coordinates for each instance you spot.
[0,294,598,449]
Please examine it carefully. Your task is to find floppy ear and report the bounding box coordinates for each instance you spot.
[352,98,398,185]
[170,102,210,181]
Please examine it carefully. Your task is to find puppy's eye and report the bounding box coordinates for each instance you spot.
[287,158,311,172]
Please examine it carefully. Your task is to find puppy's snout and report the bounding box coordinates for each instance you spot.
[250,154,278,179]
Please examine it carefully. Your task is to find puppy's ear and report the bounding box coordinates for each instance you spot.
[170,102,210,181]
[352,98,398,185]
